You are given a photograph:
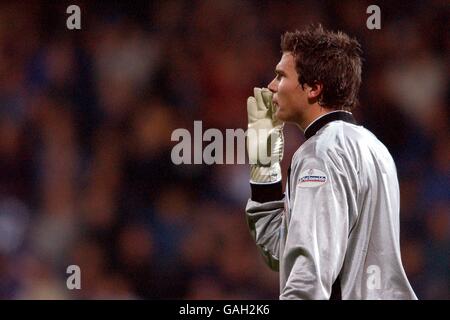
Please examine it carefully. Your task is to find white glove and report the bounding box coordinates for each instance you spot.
[247,87,284,183]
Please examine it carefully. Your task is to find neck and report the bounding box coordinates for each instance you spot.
[297,106,333,132]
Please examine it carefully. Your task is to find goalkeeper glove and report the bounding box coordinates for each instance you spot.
[246,87,284,184]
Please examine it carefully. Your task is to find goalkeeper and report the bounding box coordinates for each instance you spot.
[245,25,417,300]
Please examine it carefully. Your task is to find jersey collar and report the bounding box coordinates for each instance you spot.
[304,110,357,140]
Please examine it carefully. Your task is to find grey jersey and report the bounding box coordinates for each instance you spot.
[246,111,417,300]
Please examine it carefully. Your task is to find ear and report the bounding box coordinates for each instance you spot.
[307,82,323,99]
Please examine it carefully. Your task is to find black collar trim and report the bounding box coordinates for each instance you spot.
[304,111,357,140]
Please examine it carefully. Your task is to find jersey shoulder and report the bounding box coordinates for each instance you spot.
[293,120,393,168]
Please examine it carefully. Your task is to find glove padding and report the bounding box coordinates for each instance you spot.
[247,87,284,183]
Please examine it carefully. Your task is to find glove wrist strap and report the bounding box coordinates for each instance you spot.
[250,163,282,184]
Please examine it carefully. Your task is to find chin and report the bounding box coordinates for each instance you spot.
[275,109,288,122]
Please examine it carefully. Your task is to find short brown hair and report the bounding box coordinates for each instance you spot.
[281,24,362,111]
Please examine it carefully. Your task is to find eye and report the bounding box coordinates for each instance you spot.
[276,74,283,81]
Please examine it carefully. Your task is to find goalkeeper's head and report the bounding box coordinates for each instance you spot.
[268,24,362,127]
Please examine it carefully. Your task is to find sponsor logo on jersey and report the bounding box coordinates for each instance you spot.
[298,169,327,187]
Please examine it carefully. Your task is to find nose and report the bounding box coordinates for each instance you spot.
[268,78,277,93]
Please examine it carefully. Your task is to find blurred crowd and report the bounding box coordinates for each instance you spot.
[0,0,448,299]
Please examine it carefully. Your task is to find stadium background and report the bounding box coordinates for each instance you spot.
[0,0,448,299]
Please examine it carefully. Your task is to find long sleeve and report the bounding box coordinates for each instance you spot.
[280,155,350,299]
[245,181,285,271]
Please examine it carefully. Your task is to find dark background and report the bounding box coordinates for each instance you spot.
[0,0,448,299]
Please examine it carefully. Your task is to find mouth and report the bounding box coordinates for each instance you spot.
[272,97,279,108]
[272,95,278,105]
[273,100,280,113]
[271,103,278,115]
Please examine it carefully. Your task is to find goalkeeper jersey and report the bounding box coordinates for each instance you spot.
[245,110,417,300]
